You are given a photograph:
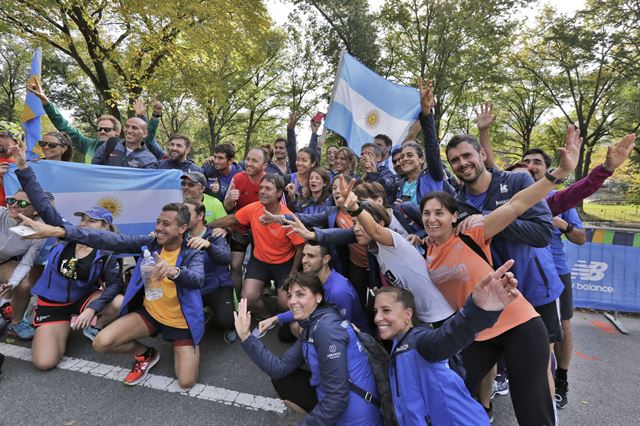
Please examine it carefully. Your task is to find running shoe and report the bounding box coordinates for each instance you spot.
[124,347,160,386]
[223,329,238,344]
[491,376,509,399]
[555,378,568,409]
[7,320,35,340]
[82,325,102,342]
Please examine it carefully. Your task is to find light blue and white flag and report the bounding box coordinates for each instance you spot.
[3,161,182,235]
[324,51,421,154]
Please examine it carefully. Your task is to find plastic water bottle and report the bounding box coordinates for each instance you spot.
[141,246,162,300]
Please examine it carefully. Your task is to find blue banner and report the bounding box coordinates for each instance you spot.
[565,240,640,313]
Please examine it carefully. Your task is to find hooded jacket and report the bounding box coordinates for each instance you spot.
[389,297,497,426]
[60,224,205,345]
[241,305,381,425]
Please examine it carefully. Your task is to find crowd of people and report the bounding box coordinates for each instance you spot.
[0,76,637,425]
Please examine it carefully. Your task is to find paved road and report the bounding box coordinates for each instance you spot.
[1,310,639,425]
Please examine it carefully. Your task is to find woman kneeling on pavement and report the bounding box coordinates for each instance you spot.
[235,272,382,425]
[10,145,123,370]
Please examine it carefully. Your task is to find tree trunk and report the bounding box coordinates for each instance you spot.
[207,108,217,155]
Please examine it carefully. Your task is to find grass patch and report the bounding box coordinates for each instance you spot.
[582,202,640,223]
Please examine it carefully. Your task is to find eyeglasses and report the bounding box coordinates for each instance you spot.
[98,127,115,133]
[181,181,201,188]
[6,197,31,208]
[38,141,65,149]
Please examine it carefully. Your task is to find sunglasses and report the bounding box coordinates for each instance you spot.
[98,127,115,133]
[38,141,65,149]
[181,181,201,188]
[6,197,32,208]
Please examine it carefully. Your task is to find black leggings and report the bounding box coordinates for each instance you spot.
[203,287,235,330]
[347,262,369,310]
[461,317,554,426]
[271,368,318,413]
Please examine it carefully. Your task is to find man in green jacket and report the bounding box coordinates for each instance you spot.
[27,79,162,163]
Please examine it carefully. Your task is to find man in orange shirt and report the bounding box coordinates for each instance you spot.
[210,174,304,317]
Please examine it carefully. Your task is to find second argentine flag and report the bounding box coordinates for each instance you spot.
[324,52,421,154]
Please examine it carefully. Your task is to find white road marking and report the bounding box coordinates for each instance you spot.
[0,342,287,414]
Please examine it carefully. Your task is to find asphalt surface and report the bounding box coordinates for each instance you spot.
[1,310,639,425]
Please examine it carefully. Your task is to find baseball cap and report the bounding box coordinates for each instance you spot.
[74,207,114,224]
[181,171,207,187]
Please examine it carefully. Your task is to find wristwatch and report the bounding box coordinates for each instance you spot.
[348,202,364,217]
[544,168,566,185]
[561,224,574,234]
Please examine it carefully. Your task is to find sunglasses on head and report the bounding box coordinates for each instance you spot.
[98,127,115,133]
[6,197,31,208]
[38,141,65,149]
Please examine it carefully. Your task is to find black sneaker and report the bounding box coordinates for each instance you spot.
[555,378,568,409]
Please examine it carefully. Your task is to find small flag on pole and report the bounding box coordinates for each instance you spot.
[21,47,45,160]
[324,51,421,154]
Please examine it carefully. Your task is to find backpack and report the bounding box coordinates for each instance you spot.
[345,323,399,426]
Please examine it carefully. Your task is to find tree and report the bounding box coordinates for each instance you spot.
[0,0,273,120]
[378,0,528,138]
[520,6,636,179]
[292,0,380,72]
[0,36,31,122]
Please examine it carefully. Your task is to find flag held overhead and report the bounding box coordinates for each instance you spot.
[21,47,45,159]
[324,51,421,154]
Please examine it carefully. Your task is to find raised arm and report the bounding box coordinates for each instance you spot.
[286,111,298,173]
[11,146,66,226]
[484,125,582,240]
[475,102,498,169]
[546,134,636,215]
[418,78,445,182]
[339,175,394,246]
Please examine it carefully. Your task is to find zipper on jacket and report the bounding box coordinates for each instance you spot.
[390,331,411,397]
[533,256,550,298]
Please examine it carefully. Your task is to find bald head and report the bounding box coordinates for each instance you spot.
[124,117,148,148]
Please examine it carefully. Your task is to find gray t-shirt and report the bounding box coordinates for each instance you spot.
[376,230,454,323]
[0,208,46,287]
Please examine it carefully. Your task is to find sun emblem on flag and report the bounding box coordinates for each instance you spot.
[366,109,380,129]
[97,195,124,218]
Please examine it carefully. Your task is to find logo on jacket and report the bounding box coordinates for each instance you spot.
[329,345,337,353]
[499,183,508,193]
[571,261,608,282]
[395,344,409,353]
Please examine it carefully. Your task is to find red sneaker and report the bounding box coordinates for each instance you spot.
[123,347,160,386]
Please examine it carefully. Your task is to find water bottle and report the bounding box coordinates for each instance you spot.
[141,246,162,300]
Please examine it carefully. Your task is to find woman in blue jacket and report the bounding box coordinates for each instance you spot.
[375,261,519,426]
[235,272,382,426]
[13,151,123,371]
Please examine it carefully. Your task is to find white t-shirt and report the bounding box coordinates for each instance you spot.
[376,230,454,323]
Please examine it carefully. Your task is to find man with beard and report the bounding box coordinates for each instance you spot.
[158,134,203,173]
[201,143,242,202]
[209,174,304,318]
[181,172,226,225]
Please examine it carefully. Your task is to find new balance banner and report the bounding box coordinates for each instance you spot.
[564,227,640,313]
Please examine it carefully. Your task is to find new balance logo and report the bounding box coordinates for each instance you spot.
[571,261,608,282]
[499,183,508,193]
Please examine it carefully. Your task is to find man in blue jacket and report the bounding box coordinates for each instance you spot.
[20,203,205,389]
[157,134,203,173]
[445,134,553,412]
[91,117,158,169]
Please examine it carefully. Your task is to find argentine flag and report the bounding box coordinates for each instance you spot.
[324,52,421,154]
[3,161,182,235]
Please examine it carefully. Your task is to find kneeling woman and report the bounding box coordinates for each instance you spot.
[13,149,123,370]
[234,272,382,425]
[375,260,518,426]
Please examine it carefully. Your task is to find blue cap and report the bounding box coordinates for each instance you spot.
[74,207,114,224]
